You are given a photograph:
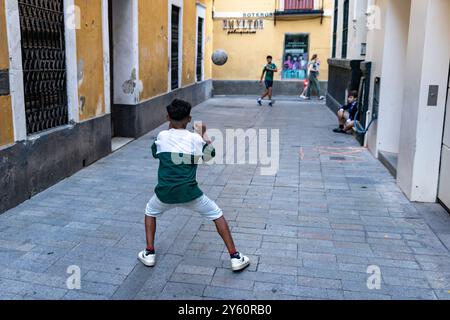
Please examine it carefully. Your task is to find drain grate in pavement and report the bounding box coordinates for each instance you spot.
[330,156,346,161]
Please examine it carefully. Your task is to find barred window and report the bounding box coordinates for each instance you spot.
[18,0,68,135]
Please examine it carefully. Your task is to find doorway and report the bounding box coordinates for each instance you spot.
[108,0,135,151]
[438,63,450,211]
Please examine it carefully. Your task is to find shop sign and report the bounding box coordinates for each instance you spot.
[222,19,264,34]
[214,12,274,19]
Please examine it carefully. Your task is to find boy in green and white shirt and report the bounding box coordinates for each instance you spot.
[138,99,250,272]
[258,55,278,107]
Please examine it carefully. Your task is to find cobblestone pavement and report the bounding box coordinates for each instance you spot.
[1,97,450,300]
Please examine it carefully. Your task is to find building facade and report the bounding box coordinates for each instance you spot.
[328,0,450,209]
[0,0,214,213]
[211,0,333,95]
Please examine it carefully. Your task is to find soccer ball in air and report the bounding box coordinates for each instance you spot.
[212,49,228,66]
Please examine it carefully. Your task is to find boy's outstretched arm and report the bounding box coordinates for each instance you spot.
[260,68,266,83]
[194,123,215,162]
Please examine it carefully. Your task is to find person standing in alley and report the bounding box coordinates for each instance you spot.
[138,99,250,272]
[301,54,325,101]
[258,55,278,107]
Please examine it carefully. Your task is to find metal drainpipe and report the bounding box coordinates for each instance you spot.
[321,0,325,24]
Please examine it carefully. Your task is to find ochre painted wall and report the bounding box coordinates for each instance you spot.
[212,0,332,81]
[139,0,169,101]
[138,0,214,101]
[75,0,105,121]
[182,0,197,86]
[0,0,14,147]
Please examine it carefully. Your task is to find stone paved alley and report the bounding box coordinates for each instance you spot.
[1,97,450,300]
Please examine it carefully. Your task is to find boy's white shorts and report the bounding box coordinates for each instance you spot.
[145,194,223,221]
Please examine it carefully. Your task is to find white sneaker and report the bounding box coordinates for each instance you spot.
[319,96,325,100]
[230,253,250,271]
[138,250,156,267]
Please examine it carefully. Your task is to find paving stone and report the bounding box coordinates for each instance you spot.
[1,97,450,300]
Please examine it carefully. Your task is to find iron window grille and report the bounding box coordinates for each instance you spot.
[18,0,68,135]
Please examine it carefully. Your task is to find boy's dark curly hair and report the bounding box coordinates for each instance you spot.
[348,90,359,99]
[167,99,192,121]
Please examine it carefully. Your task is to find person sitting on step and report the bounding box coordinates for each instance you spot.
[333,90,359,134]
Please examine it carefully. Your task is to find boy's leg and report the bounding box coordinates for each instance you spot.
[268,86,274,106]
[139,195,170,267]
[259,88,269,105]
[186,195,250,271]
[213,216,237,254]
[261,88,269,99]
[333,109,347,133]
[337,109,346,126]
[344,120,355,132]
[145,216,156,251]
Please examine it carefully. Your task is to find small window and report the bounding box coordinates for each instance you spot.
[342,0,349,59]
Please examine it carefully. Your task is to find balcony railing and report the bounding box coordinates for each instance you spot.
[284,0,315,11]
[275,0,323,19]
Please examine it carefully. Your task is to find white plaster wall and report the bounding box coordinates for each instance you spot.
[397,0,450,202]
[374,0,411,154]
[334,0,343,58]
[64,0,79,124]
[333,0,368,60]
[346,0,368,60]
[5,0,27,141]
[111,0,139,105]
[364,0,388,156]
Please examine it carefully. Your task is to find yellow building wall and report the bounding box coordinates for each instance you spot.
[75,0,105,121]
[0,0,14,146]
[139,0,169,100]
[212,0,332,81]
[184,0,214,83]
[182,0,196,86]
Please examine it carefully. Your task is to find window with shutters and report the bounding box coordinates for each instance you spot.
[18,0,68,135]
[196,17,203,82]
[332,0,338,58]
[171,5,180,90]
[342,0,349,59]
